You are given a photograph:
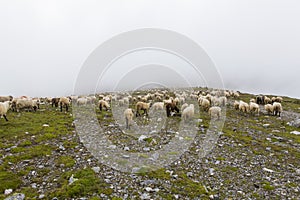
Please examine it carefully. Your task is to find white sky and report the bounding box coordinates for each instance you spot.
[0,0,299,98]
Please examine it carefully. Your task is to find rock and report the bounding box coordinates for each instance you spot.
[263,124,270,128]
[187,172,193,177]
[138,135,148,142]
[174,194,179,199]
[290,131,300,135]
[143,147,150,152]
[4,193,25,200]
[92,167,100,173]
[296,169,300,175]
[68,174,78,185]
[39,194,45,199]
[124,147,130,151]
[42,124,49,127]
[287,119,300,128]
[108,145,117,149]
[209,168,215,176]
[263,167,275,173]
[140,193,151,200]
[4,189,13,195]
[145,187,153,192]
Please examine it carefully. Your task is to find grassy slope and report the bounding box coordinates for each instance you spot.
[0,91,299,199]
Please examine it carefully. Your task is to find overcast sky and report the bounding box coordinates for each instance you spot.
[0,0,299,98]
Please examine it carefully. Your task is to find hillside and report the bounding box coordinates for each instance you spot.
[0,90,300,200]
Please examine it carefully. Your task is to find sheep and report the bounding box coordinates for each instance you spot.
[274,96,283,103]
[77,97,87,106]
[233,92,240,98]
[181,103,189,112]
[182,104,194,122]
[124,108,134,129]
[249,102,260,115]
[239,101,250,113]
[200,98,210,112]
[264,96,271,104]
[208,106,222,120]
[99,100,110,111]
[233,100,240,110]
[51,98,60,107]
[152,102,164,110]
[165,101,180,117]
[59,97,71,112]
[16,99,38,112]
[264,104,274,115]
[135,101,151,117]
[250,98,256,103]
[273,102,283,117]
[0,95,13,103]
[219,96,227,107]
[0,101,11,121]
[256,95,265,105]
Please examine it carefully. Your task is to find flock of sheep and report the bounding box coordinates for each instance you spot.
[0,89,284,130]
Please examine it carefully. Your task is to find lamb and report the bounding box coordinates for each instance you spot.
[152,102,164,110]
[182,104,194,122]
[249,102,260,115]
[124,108,134,129]
[233,100,240,110]
[239,101,250,113]
[0,95,13,103]
[0,101,11,121]
[99,100,110,111]
[208,106,222,120]
[16,99,38,112]
[264,104,274,115]
[135,101,151,117]
[250,98,256,103]
[59,97,71,112]
[273,102,283,117]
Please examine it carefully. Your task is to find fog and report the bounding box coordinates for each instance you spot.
[0,0,299,98]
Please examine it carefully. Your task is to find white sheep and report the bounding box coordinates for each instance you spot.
[124,108,134,129]
[233,100,240,110]
[181,103,189,112]
[239,101,250,113]
[208,106,222,120]
[99,100,110,111]
[16,99,38,112]
[0,96,13,102]
[264,104,274,115]
[152,102,164,110]
[263,96,271,104]
[200,98,210,112]
[182,104,194,122]
[273,102,283,117]
[135,101,151,117]
[59,97,71,112]
[0,101,11,121]
[77,97,87,106]
[249,102,260,115]
[250,98,256,103]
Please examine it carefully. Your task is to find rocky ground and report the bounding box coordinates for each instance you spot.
[0,92,300,200]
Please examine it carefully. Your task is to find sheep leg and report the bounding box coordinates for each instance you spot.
[99,104,102,111]
[3,115,8,121]
[125,118,129,129]
[66,105,69,112]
